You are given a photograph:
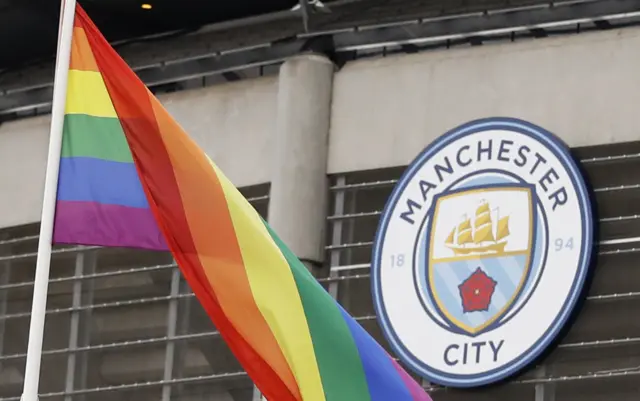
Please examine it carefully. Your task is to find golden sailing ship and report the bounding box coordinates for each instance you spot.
[445,200,510,255]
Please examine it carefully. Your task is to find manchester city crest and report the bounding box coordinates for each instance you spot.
[371,118,593,387]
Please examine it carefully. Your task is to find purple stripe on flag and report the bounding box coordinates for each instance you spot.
[390,359,433,401]
[53,200,168,251]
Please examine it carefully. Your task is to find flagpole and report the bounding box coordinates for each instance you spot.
[21,0,77,400]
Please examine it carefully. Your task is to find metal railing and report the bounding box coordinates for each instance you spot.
[0,186,271,401]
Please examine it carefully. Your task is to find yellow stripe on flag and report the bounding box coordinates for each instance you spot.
[65,70,117,118]
[209,159,326,401]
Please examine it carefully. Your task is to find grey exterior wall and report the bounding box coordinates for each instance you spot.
[1,26,640,229]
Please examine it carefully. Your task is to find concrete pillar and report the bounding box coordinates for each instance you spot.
[268,53,335,268]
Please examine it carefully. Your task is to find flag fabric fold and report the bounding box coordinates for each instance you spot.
[52,5,433,401]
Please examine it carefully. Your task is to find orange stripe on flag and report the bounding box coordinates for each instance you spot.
[148,97,301,398]
[70,27,99,72]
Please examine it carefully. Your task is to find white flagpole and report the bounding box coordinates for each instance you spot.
[21,0,77,400]
[251,386,262,401]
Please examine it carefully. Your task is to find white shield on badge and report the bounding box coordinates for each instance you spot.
[426,185,535,336]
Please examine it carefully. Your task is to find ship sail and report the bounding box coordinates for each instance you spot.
[455,215,473,245]
[445,200,510,256]
[445,228,455,244]
[496,216,510,241]
[476,202,490,216]
[475,211,491,227]
[473,223,495,243]
[458,229,474,245]
[458,218,471,232]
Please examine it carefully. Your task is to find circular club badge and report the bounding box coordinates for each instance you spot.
[371,118,593,387]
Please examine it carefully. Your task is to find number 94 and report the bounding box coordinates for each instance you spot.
[554,238,573,251]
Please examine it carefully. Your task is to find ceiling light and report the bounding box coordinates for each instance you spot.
[141,3,152,10]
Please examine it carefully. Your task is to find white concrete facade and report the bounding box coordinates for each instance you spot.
[1,26,640,229]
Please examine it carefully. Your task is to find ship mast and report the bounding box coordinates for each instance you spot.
[473,200,495,244]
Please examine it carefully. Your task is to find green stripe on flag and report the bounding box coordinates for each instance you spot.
[264,222,371,401]
[62,114,133,162]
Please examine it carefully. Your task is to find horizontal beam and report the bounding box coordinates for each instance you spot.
[1,0,639,116]
[0,326,636,363]
[330,0,640,50]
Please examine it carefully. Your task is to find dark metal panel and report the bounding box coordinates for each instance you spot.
[329,0,640,51]
[0,0,300,69]
[2,0,640,117]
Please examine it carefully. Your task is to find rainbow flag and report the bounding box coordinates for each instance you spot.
[52,5,432,401]
[53,10,166,250]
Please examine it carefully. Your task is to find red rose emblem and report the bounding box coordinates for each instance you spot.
[458,267,497,313]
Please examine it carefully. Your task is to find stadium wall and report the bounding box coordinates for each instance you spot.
[0,19,639,401]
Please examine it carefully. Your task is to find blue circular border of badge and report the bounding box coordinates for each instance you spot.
[370,117,594,388]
